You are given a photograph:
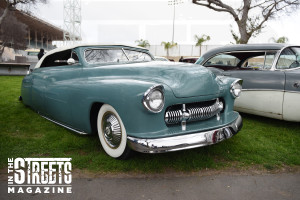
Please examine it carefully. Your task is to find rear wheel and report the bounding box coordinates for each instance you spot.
[97,104,132,159]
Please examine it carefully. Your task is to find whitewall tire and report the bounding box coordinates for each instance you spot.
[97,104,131,159]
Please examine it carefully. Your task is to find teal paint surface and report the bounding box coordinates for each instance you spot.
[21,46,241,138]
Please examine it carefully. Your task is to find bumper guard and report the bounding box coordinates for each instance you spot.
[127,115,242,153]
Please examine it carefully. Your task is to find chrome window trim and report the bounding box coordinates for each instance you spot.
[121,48,130,60]
[202,50,278,69]
[200,46,300,72]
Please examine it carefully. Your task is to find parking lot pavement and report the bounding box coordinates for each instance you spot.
[1,173,299,200]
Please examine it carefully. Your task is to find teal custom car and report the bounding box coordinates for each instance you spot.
[21,44,243,159]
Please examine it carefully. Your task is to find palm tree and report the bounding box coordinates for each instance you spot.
[269,36,289,43]
[135,39,150,48]
[194,34,211,56]
[161,41,177,58]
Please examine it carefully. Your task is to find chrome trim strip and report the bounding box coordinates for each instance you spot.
[121,48,130,60]
[242,89,283,92]
[127,115,242,153]
[41,115,88,135]
[242,89,300,93]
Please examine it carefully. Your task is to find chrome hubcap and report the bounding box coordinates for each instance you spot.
[102,112,122,148]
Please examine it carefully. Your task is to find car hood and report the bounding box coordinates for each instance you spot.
[92,61,220,98]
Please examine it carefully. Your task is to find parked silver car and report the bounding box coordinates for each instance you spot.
[196,44,300,122]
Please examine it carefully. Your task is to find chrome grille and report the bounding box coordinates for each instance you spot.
[165,99,223,125]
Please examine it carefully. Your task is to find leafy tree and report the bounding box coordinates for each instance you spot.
[161,41,177,58]
[0,9,27,61]
[194,34,210,56]
[0,0,48,61]
[0,0,47,25]
[135,39,150,48]
[270,36,289,43]
[192,0,300,44]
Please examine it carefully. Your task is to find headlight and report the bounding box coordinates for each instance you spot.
[230,79,243,98]
[142,85,165,113]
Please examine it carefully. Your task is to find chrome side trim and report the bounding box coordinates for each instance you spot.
[242,89,300,94]
[127,115,242,154]
[41,115,88,135]
[242,89,284,92]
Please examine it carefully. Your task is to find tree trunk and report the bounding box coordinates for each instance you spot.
[0,46,5,62]
[199,45,202,56]
[0,6,10,25]
[237,21,250,44]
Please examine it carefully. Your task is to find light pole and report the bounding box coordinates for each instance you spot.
[168,0,183,44]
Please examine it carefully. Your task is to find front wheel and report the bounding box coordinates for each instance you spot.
[97,104,132,159]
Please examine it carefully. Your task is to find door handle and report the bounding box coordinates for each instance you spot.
[293,82,300,88]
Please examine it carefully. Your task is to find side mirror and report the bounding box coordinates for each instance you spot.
[67,58,76,65]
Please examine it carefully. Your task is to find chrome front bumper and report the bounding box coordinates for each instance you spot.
[127,115,242,153]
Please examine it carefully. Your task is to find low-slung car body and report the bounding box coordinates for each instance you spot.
[21,44,243,159]
[196,44,300,122]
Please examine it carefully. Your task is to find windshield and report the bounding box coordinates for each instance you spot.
[84,48,153,64]
[276,47,300,69]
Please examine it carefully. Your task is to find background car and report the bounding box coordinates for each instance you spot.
[21,44,243,159]
[196,44,300,122]
[180,57,199,63]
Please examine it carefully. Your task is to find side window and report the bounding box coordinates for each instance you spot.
[242,55,265,69]
[276,47,300,69]
[85,49,128,64]
[71,51,79,62]
[204,54,240,68]
[40,50,72,68]
[124,50,152,62]
[241,51,276,70]
[264,52,277,69]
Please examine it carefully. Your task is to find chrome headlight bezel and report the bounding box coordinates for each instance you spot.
[142,85,165,113]
[230,79,243,98]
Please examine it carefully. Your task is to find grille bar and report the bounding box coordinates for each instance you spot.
[165,99,223,125]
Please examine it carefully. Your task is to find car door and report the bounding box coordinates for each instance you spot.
[276,47,300,121]
[40,50,83,126]
[30,68,48,114]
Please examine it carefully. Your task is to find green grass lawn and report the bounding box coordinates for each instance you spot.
[0,76,299,173]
